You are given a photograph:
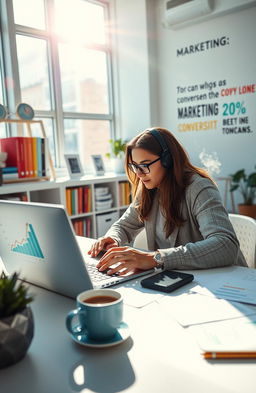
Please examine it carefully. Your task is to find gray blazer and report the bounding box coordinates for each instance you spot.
[105,174,247,270]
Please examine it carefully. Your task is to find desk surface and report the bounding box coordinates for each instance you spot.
[1,241,256,393]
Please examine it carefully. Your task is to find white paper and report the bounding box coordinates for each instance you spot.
[158,292,256,327]
[188,314,256,352]
[192,266,256,305]
[115,279,165,308]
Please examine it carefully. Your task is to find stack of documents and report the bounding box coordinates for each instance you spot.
[95,187,113,211]
[158,266,256,359]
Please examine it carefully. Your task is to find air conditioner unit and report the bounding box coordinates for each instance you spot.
[163,0,213,29]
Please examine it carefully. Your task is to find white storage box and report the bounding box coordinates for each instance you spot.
[96,211,119,237]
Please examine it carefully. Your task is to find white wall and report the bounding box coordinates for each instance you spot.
[152,2,256,177]
[111,0,151,140]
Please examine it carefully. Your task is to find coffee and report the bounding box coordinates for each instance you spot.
[84,295,117,304]
[66,289,123,340]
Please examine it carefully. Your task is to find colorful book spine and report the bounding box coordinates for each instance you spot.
[2,167,19,180]
[66,188,72,215]
[2,166,18,174]
[0,137,26,178]
[87,187,92,212]
[83,186,88,212]
[86,217,92,237]
[125,182,131,205]
[78,187,83,214]
[71,188,76,215]
[72,217,93,237]
[119,182,122,206]
[32,137,38,177]
[37,138,42,177]
[23,138,31,177]
[0,136,47,180]
[41,138,46,177]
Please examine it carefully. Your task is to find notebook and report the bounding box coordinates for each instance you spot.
[0,200,153,298]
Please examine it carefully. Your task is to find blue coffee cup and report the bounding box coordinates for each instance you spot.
[66,289,123,341]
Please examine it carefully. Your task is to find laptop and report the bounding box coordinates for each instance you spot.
[0,200,153,298]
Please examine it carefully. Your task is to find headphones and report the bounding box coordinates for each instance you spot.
[148,129,173,169]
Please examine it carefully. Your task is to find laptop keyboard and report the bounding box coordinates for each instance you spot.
[86,263,113,282]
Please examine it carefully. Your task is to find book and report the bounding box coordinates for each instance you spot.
[3,174,19,181]
[118,181,131,206]
[26,137,34,177]
[2,166,18,174]
[32,137,38,177]
[37,138,43,177]
[84,217,92,237]
[78,187,83,214]
[66,188,72,216]
[41,138,46,177]
[71,188,77,215]
[3,170,19,180]
[88,188,92,212]
[0,137,26,178]
[83,186,88,213]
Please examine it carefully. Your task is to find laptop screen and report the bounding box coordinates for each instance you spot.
[0,200,93,297]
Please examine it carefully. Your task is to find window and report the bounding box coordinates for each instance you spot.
[63,119,110,169]
[0,65,3,104]
[1,0,114,172]
[16,35,52,110]
[13,0,46,30]
[0,30,7,138]
[0,58,5,137]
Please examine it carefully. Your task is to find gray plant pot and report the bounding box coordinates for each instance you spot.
[0,306,34,368]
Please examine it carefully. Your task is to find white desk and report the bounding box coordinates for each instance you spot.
[1,258,256,392]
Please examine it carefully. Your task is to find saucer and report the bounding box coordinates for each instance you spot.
[70,322,130,348]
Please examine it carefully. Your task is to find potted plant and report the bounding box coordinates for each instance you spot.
[106,138,127,174]
[230,167,256,218]
[0,272,34,368]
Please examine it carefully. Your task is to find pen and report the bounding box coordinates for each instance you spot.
[204,352,256,359]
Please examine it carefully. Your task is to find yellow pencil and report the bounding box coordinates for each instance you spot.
[204,352,256,359]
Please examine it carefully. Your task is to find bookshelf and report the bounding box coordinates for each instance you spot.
[0,174,131,238]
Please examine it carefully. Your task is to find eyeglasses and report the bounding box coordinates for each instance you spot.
[128,157,161,174]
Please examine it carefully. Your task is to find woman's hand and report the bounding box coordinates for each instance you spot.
[88,237,119,257]
[96,246,156,275]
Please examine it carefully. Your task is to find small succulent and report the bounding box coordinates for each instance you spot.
[106,139,126,159]
[0,272,34,318]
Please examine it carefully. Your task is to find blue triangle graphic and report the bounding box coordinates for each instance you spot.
[11,223,44,259]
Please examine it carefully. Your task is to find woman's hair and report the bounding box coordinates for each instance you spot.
[125,127,213,237]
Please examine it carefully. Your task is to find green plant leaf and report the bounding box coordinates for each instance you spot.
[230,184,239,192]
[229,166,256,204]
[0,272,34,318]
[248,172,256,187]
[105,138,127,158]
[230,169,245,183]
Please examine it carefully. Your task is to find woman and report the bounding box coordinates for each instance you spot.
[89,127,247,275]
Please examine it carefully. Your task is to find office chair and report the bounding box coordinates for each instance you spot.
[229,213,256,269]
[133,228,148,250]
[133,215,256,268]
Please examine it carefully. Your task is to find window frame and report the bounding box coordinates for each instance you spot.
[0,0,115,169]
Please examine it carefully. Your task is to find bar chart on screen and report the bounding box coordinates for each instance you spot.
[11,223,44,259]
